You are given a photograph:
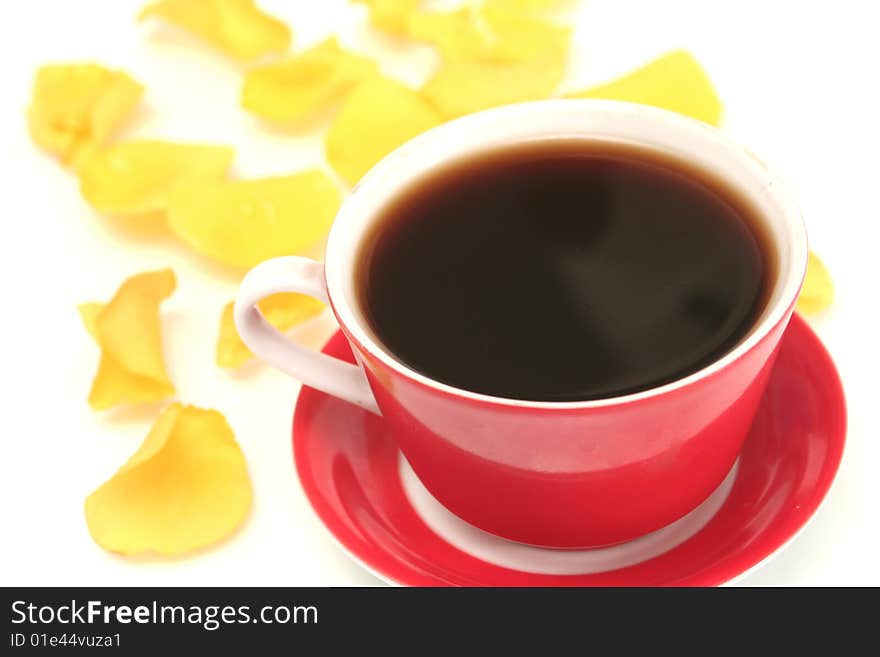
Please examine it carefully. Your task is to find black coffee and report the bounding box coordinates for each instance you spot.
[357,141,770,402]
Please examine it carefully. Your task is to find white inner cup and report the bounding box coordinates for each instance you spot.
[324,99,809,409]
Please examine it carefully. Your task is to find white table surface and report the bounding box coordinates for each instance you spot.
[1,0,877,587]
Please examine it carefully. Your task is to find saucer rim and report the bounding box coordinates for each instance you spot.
[292,313,846,586]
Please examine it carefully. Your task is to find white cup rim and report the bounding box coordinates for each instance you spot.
[324,99,808,409]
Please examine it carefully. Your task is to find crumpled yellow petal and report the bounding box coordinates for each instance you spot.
[167,171,341,268]
[217,293,325,368]
[407,7,571,65]
[797,251,834,315]
[566,50,723,126]
[241,37,378,124]
[326,76,444,185]
[79,269,176,410]
[421,59,565,118]
[79,303,175,409]
[79,140,234,215]
[85,403,252,556]
[353,0,419,35]
[28,63,143,170]
[86,347,176,411]
[138,0,291,60]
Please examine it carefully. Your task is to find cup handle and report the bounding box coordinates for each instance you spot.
[234,256,381,415]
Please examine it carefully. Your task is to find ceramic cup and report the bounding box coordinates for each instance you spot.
[235,100,808,548]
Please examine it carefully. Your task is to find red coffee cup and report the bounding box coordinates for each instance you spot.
[235,100,808,548]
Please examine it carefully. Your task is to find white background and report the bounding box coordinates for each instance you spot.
[0,0,877,586]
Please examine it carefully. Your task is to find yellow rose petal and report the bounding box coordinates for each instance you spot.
[28,63,143,169]
[354,0,419,35]
[421,59,565,118]
[326,76,444,185]
[79,270,176,410]
[167,171,341,268]
[480,7,571,64]
[241,38,378,124]
[566,50,723,126]
[139,0,291,60]
[79,302,174,409]
[217,293,325,368]
[79,140,234,215]
[88,349,176,410]
[797,251,834,315]
[407,7,570,65]
[85,404,252,556]
[406,8,488,62]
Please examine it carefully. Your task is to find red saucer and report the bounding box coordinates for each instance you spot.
[292,314,845,586]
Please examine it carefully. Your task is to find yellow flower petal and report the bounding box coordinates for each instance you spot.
[79,302,174,409]
[421,59,565,118]
[407,7,571,65]
[85,404,252,556]
[138,0,291,60]
[480,7,571,64]
[167,171,341,268]
[353,0,419,35]
[79,140,234,215]
[97,270,176,381]
[79,270,177,410]
[326,76,444,185]
[217,293,325,368]
[28,63,143,169]
[406,8,488,61]
[89,352,177,411]
[566,50,723,126]
[79,302,173,409]
[241,37,378,124]
[797,251,834,315]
